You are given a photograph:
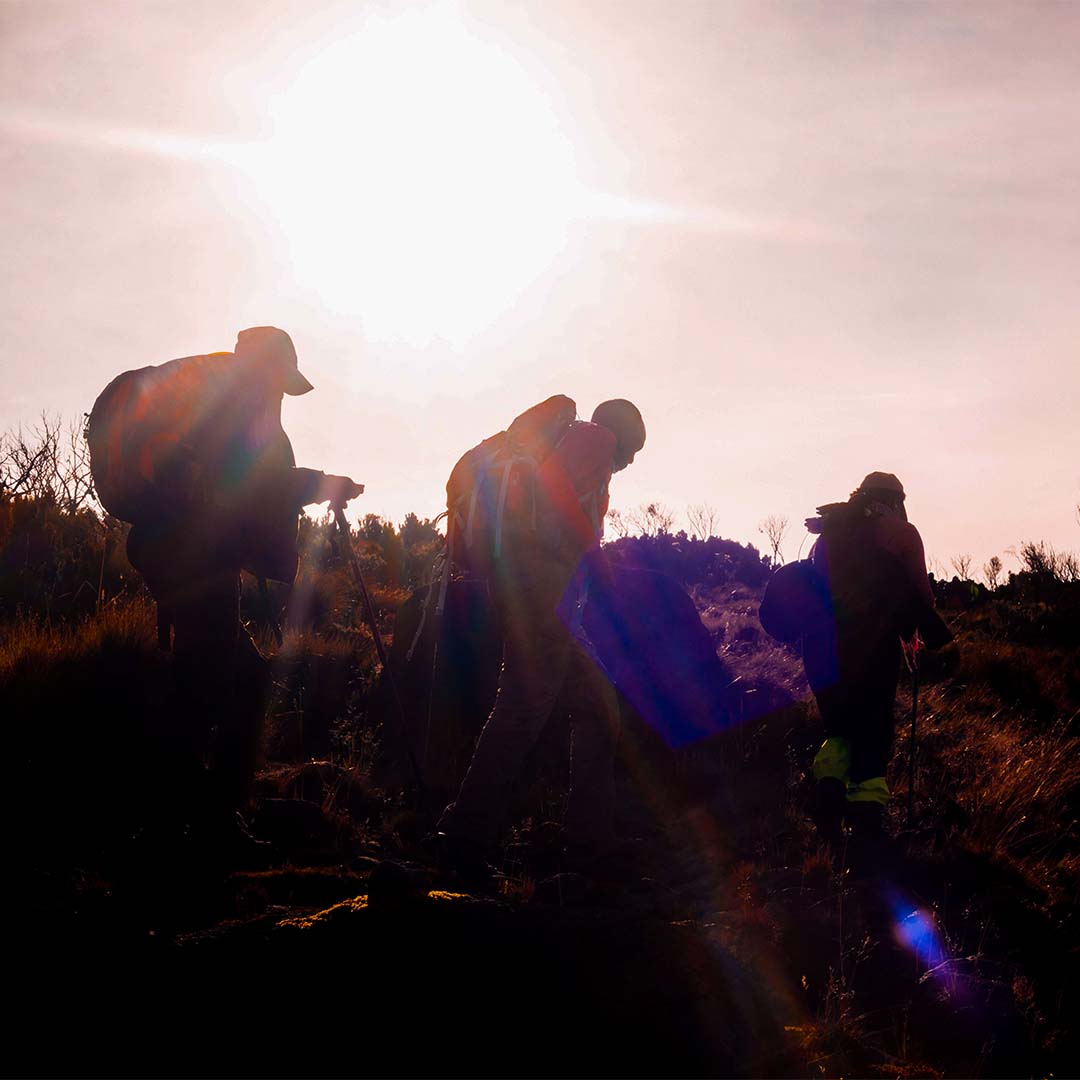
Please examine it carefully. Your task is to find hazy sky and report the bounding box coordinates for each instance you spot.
[2,0,1078,573]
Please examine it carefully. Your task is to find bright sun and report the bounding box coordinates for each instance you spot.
[234,3,584,347]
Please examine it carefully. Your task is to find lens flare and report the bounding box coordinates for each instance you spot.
[890,894,947,969]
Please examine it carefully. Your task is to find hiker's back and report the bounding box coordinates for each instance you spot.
[813,504,915,639]
[89,350,299,580]
[445,394,577,576]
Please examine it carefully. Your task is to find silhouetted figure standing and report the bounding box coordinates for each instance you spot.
[434,398,646,878]
[89,327,362,823]
[802,472,952,851]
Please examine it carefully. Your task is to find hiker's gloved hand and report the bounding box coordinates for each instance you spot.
[318,473,365,507]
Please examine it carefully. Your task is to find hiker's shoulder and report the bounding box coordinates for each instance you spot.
[556,420,617,461]
[875,514,923,553]
[870,517,929,582]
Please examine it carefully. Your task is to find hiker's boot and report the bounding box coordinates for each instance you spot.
[808,777,847,849]
[844,801,885,877]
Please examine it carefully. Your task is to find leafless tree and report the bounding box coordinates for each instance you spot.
[0,414,98,513]
[605,508,630,539]
[950,553,973,581]
[983,555,1003,590]
[758,514,788,565]
[686,502,719,540]
[1,417,55,498]
[624,502,677,537]
[55,418,96,514]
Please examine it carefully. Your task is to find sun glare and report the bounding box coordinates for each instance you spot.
[232,3,583,347]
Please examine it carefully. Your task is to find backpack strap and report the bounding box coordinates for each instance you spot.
[492,454,535,559]
[463,484,481,550]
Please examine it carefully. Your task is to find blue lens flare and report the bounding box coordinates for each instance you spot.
[889,894,947,969]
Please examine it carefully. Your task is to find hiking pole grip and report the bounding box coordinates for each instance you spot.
[333,505,428,799]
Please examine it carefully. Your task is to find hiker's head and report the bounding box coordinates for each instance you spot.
[852,471,907,519]
[234,327,314,396]
[592,399,646,472]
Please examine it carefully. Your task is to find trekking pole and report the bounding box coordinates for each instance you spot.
[333,504,428,799]
[906,631,921,829]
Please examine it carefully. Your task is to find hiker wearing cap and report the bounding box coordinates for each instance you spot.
[432,398,646,880]
[88,327,363,822]
[801,472,952,850]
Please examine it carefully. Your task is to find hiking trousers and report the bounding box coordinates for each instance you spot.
[804,623,901,804]
[439,559,620,852]
[129,522,269,811]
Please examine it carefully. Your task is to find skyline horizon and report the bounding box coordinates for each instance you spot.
[3,1,1078,576]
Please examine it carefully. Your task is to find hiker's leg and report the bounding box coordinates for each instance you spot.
[171,566,244,808]
[213,626,270,811]
[440,576,571,850]
[563,642,620,851]
[847,645,901,811]
[841,646,902,859]
[809,720,851,848]
[806,671,858,846]
[127,522,174,651]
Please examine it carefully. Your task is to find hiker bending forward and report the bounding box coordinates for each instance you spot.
[89,327,362,814]
[803,472,952,845]
[437,399,646,866]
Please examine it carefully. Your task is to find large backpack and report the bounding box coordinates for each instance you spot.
[792,501,933,647]
[87,354,301,583]
[404,395,578,663]
[86,357,216,522]
[445,394,577,576]
[759,559,833,644]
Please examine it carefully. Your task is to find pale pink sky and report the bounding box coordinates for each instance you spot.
[2,0,1077,575]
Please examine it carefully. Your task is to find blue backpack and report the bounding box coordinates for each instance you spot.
[758,559,833,644]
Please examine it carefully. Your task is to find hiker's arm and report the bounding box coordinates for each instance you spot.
[882,520,953,649]
[289,468,364,508]
[881,520,936,610]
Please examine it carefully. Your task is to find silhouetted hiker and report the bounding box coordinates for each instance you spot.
[800,472,952,853]
[429,397,646,881]
[88,327,363,827]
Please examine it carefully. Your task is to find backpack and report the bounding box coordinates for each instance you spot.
[445,394,577,576]
[759,559,833,644]
[803,500,936,646]
[87,355,301,582]
[87,358,212,522]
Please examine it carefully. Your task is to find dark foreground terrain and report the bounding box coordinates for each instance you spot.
[6,518,1080,1078]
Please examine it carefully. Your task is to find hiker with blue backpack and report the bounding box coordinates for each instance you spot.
[762,472,952,855]
[429,396,646,881]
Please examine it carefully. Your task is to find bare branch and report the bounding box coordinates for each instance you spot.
[983,555,1003,590]
[950,554,973,581]
[624,502,677,537]
[758,514,789,565]
[605,508,630,539]
[1,413,99,513]
[686,503,719,540]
